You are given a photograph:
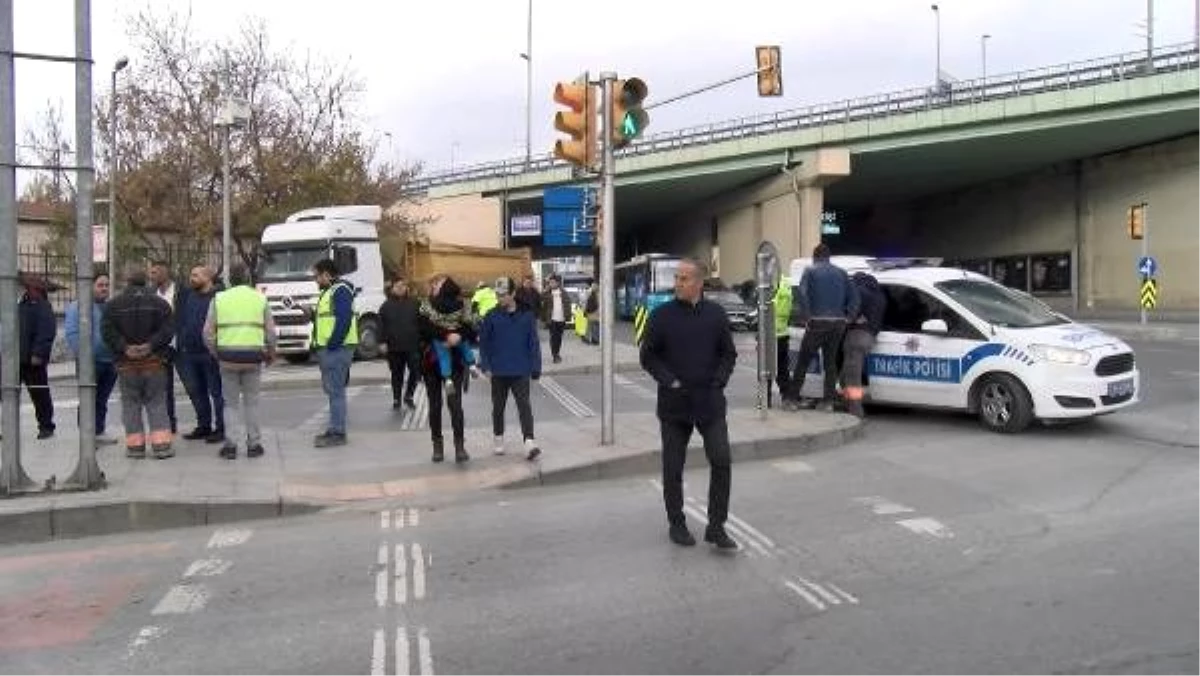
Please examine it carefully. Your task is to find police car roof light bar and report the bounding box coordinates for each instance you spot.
[866,257,944,271]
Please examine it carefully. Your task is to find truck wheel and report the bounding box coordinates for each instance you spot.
[284,353,310,365]
[974,373,1034,434]
[356,317,382,361]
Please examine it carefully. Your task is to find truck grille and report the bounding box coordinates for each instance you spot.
[274,313,309,327]
[1094,353,1135,377]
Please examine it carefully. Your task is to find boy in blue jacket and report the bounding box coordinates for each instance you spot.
[478,277,542,461]
[65,273,118,444]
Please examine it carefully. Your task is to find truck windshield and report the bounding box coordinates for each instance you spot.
[935,278,1068,328]
[258,246,329,281]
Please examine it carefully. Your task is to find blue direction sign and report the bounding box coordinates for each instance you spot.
[1137,255,1158,277]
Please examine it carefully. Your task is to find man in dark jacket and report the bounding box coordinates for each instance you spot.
[539,275,573,363]
[786,243,860,411]
[102,266,176,459]
[840,272,886,418]
[176,265,225,443]
[17,274,57,438]
[380,278,421,410]
[479,276,542,461]
[639,258,738,550]
[514,274,541,317]
[418,275,475,463]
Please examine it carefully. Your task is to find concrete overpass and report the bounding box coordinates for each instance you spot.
[403,43,1199,312]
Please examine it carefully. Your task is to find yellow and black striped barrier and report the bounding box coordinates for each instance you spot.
[633,305,649,346]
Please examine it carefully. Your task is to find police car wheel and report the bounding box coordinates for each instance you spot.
[975,373,1034,434]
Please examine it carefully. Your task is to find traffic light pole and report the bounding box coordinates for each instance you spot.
[599,71,617,446]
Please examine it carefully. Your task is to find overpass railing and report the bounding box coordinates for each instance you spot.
[405,41,1198,193]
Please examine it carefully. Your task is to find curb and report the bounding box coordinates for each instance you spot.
[1088,324,1199,342]
[0,497,322,547]
[501,418,866,489]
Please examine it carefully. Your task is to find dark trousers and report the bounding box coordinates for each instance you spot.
[660,417,732,530]
[789,319,846,401]
[547,321,566,359]
[165,362,177,433]
[177,351,225,433]
[424,368,465,445]
[14,362,55,432]
[490,375,534,439]
[775,335,791,396]
[387,350,421,402]
[94,361,119,434]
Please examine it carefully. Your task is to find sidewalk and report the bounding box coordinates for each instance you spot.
[2,339,864,545]
[1082,319,1198,343]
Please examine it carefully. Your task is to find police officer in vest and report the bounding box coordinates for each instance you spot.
[204,264,277,459]
[309,258,357,447]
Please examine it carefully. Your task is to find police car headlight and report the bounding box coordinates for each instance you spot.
[1029,344,1092,366]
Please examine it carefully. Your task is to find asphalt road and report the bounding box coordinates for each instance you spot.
[1,337,1195,674]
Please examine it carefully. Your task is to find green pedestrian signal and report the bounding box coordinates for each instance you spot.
[609,77,649,149]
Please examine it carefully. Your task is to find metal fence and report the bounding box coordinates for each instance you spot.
[404,41,1200,193]
[19,241,226,313]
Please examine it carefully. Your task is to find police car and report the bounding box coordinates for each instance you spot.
[786,257,1140,433]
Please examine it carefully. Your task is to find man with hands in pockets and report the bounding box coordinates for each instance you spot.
[639,258,739,550]
[478,276,543,461]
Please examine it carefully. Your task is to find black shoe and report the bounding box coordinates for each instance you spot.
[669,524,697,547]
[454,440,470,463]
[393,400,402,410]
[403,397,416,409]
[431,438,445,463]
[552,355,562,364]
[314,432,347,448]
[37,428,55,440]
[182,428,212,440]
[704,527,739,551]
[247,443,265,458]
[126,445,146,459]
[219,443,238,460]
[205,430,226,444]
[152,444,175,460]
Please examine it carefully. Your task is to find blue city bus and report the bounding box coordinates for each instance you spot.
[614,253,682,320]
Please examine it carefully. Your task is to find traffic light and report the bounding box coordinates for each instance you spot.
[1127,203,1145,240]
[756,46,783,96]
[553,76,597,169]
[609,78,649,149]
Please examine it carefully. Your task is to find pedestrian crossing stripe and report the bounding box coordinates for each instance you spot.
[633,305,649,346]
[1140,278,1158,309]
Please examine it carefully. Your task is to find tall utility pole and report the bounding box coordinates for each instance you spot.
[981,33,991,83]
[524,0,533,168]
[66,0,101,489]
[598,72,617,446]
[1146,0,1155,69]
[108,56,127,278]
[931,4,942,88]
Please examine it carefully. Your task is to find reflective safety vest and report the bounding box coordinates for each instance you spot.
[314,281,359,348]
[773,281,793,338]
[214,285,269,361]
[473,287,498,318]
[633,304,650,346]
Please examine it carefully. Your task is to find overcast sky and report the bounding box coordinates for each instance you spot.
[11,0,1199,178]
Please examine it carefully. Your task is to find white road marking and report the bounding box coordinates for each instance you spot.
[854,496,916,515]
[412,543,426,601]
[896,517,954,539]
[828,582,860,604]
[401,386,429,431]
[381,510,391,530]
[794,575,842,606]
[376,544,389,608]
[393,509,405,529]
[152,584,209,615]
[726,512,777,549]
[784,580,826,611]
[302,385,365,431]
[417,627,434,676]
[685,496,774,555]
[540,376,595,417]
[614,373,656,400]
[371,628,386,675]
[771,459,815,474]
[1170,370,1198,378]
[408,508,419,527]
[682,504,708,527]
[395,544,408,606]
[396,626,411,676]
[126,625,166,658]
[207,527,253,549]
[183,558,232,578]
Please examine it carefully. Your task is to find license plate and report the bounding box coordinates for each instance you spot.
[1107,378,1135,398]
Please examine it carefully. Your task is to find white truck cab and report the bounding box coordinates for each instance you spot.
[785,258,1140,433]
[257,205,387,362]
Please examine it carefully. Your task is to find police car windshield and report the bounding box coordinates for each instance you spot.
[935,279,1067,328]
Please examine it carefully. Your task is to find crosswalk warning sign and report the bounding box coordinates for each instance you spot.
[633,305,649,346]
[1140,278,1158,309]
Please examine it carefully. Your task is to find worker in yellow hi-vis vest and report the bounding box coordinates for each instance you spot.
[633,304,650,346]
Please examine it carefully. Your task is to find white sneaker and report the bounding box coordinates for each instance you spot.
[524,438,541,461]
[469,365,484,379]
[493,436,506,455]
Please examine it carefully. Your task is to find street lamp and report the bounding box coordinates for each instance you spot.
[931,4,942,89]
[108,56,128,279]
[981,33,991,83]
[519,0,532,168]
[216,97,250,285]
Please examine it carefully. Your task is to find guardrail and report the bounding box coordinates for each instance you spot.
[405,41,1199,193]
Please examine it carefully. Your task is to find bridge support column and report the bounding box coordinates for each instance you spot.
[788,147,851,259]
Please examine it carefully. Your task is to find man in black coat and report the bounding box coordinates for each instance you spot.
[17,274,58,438]
[417,275,476,463]
[639,258,739,550]
[380,278,422,410]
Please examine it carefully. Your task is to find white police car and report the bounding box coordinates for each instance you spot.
[786,257,1140,433]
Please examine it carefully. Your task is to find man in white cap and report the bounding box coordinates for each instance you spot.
[478,276,542,460]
